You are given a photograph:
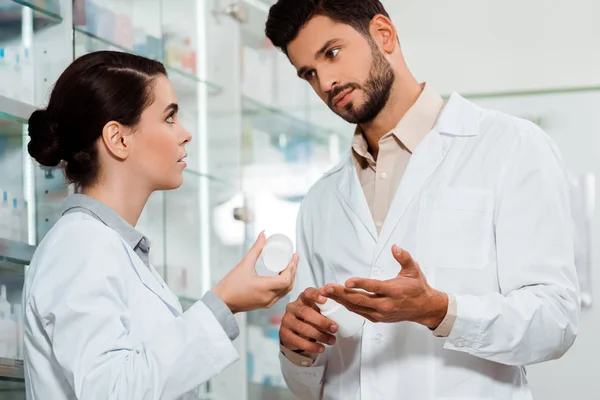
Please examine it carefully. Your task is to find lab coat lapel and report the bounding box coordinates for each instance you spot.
[374,129,451,261]
[336,156,378,242]
[124,242,183,316]
[374,93,481,262]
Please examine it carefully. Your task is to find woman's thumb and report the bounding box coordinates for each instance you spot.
[244,231,267,264]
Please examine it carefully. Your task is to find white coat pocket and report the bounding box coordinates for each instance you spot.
[420,188,494,269]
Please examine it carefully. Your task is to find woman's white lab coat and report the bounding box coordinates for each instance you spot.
[23,213,238,399]
[281,94,580,399]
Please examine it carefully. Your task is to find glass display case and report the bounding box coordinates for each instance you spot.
[235,2,347,398]
[0,1,70,397]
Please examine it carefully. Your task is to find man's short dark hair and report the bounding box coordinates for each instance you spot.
[265,0,390,55]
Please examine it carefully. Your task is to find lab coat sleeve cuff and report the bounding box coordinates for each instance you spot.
[433,293,457,337]
[443,294,484,352]
[201,291,239,341]
[280,351,326,386]
[280,343,320,367]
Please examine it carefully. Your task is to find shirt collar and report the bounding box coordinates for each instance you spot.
[61,194,148,251]
[352,83,444,162]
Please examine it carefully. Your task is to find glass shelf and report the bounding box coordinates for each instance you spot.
[0,357,23,382]
[11,0,61,21]
[0,1,62,107]
[137,168,243,301]
[73,26,223,97]
[0,239,34,267]
[0,0,62,43]
[0,96,34,125]
[0,0,62,33]
[242,96,342,146]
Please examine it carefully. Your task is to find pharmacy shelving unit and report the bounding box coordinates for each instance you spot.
[0,1,351,399]
[0,1,70,393]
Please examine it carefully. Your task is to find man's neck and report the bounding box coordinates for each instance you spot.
[360,79,423,159]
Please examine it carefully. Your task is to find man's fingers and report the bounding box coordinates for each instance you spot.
[288,316,336,346]
[345,278,393,296]
[289,303,338,334]
[280,327,326,354]
[301,287,328,307]
[322,284,382,311]
[392,246,420,277]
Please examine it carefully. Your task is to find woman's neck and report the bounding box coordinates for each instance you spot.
[82,181,151,227]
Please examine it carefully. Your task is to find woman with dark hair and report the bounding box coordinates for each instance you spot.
[23,50,297,399]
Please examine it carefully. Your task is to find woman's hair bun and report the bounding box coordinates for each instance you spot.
[27,109,63,167]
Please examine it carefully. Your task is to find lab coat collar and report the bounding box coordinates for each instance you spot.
[62,194,148,252]
[332,93,478,246]
[434,93,482,137]
[61,195,181,314]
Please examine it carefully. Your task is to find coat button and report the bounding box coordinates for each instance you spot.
[372,266,382,277]
[373,333,384,344]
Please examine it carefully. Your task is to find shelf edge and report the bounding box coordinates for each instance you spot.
[0,357,24,381]
[0,96,36,123]
[0,238,35,266]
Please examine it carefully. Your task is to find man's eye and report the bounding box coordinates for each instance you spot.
[305,70,316,80]
[326,48,340,59]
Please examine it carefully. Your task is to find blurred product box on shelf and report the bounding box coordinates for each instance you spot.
[247,313,287,388]
[163,27,197,74]
[83,0,99,35]
[0,189,28,244]
[0,285,18,360]
[96,5,116,43]
[0,46,34,104]
[72,0,86,26]
[133,27,162,62]
[115,13,134,49]
[0,284,23,361]
[242,45,275,105]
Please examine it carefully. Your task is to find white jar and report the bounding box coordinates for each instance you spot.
[260,233,294,273]
[317,298,365,338]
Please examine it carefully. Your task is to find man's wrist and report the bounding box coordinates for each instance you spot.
[280,342,319,367]
[419,289,449,330]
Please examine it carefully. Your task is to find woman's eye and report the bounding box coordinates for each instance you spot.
[166,114,175,124]
[326,48,340,59]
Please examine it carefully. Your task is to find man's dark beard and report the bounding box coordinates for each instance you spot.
[327,45,395,125]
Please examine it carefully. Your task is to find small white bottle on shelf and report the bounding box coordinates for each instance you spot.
[0,285,17,359]
[317,298,365,338]
[11,197,22,242]
[21,200,29,244]
[13,303,23,360]
[0,48,7,98]
[21,46,34,104]
[0,190,11,240]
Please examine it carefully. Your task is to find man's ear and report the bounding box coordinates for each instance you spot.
[101,121,129,160]
[369,15,399,54]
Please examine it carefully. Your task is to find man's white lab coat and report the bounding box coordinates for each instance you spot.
[281,94,580,400]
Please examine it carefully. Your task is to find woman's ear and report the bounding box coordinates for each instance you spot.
[101,121,129,160]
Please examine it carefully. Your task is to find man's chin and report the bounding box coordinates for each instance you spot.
[330,104,357,123]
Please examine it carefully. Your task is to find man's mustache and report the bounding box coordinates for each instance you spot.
[328,83,361,107]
